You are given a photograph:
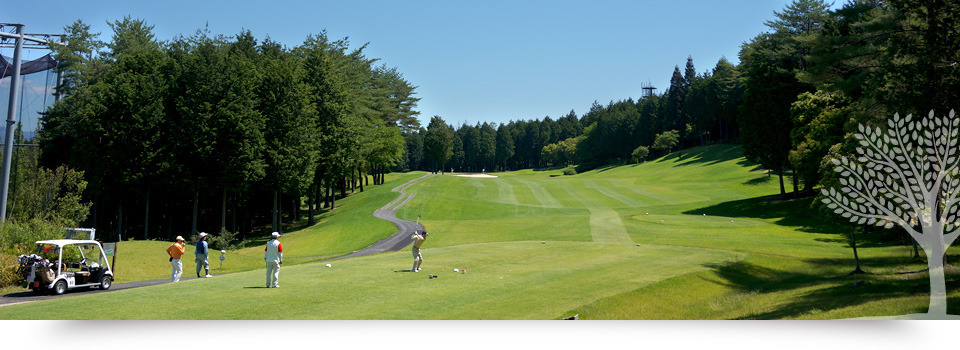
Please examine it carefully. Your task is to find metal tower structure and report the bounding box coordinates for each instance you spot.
[641,81,657,98]
[0,23,64,222]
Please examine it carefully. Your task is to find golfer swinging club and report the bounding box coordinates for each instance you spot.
[411,229,427,272]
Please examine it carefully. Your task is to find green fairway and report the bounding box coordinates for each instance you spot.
[0,241,741,319]
[4,144,957,319]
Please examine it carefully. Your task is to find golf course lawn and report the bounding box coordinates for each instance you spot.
[2,144,957,319]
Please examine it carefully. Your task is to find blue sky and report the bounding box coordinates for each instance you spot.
[4,0,832,131]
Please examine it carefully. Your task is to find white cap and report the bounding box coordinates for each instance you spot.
[199,232,207,238]
[175,236,184,241]
[271,232,280,238]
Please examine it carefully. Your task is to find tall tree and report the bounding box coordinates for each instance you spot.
[423,116,453,172]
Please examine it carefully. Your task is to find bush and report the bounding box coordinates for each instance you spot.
[631,146,650,164]
[0,218,67,255]
[562,166,577,176]
[196,228,242,252]
[0,252,22,288]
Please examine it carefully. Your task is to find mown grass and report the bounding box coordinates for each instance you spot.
[0,241,741,319]
[81,172,425,284]
[4,144,957,319]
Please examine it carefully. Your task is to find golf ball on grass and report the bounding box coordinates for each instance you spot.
[454,268,459,272]
[326,264,332,267]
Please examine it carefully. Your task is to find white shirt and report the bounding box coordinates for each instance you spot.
[264,239,283,263]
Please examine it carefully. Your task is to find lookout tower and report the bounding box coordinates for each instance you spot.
[641,82,657,98]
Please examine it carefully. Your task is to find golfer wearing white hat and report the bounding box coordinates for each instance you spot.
[264,232,283,288]
[195,232,211,278]
[166,236,186,282]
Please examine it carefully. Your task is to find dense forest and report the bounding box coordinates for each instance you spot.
[5,0,960,244]
[22,18,421,242]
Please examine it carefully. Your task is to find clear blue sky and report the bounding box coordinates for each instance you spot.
[4,0,834,131]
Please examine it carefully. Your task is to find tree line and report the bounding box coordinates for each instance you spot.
[404,0,959,209]
[31,17,420,242]
[12,0,959,250]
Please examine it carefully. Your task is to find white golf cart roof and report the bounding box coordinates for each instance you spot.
[35,239,102,247]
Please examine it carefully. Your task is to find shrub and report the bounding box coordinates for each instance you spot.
[208,228,241,252]
[631,146,650,164]
[0,252,22,288]
[562,166,577,176]
[0,218,67,255]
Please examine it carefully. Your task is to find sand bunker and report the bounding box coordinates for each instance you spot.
[455,173,499,178]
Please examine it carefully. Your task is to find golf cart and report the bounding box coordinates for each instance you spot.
[20,240,114,295]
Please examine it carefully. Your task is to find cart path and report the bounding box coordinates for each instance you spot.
[325,172,435,260]
[0,275,208,306]
[0,173,437,307]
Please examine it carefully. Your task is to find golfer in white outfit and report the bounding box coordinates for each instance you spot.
[264,232,283,288]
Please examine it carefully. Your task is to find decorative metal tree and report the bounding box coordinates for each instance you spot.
[821,111,959,317]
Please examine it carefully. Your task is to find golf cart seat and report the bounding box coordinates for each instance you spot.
[73,271,90,277]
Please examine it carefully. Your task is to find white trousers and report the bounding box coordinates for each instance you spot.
[171,259,182,282]
[412,246,422,271]
[266,261,280,287]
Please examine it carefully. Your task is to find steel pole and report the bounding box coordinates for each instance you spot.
[0,24,25,222]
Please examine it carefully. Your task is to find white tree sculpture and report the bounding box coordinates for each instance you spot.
[821,110,959,318]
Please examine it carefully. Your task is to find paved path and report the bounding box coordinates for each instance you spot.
[327,173,435,260]
[0,173,436,306]
[0,276,205,306]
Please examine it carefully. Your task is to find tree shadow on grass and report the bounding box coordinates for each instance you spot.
[742,176,773,186]
[684,196,844,234]
[700,258,960,319]
[652,145,751,167]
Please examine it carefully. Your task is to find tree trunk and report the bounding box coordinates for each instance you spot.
[358,168,364,192]
[791,166,799,199]
[777,166,786,199]
[191,191,199,237]
[292,196,298,223]
[330,185,336,209]
[232,198,237,234]
[924,242,947,315]
[143,189,150,240]
[117,200,123,241]
[272,190,279,233]
[850,227,864,274]
[308,182,315,226]
[92,196,98,231]
[221,188,227,231]
[913,239,921,260]
[278,192,284,234]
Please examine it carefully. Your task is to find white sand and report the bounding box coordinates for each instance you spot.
[455,174,499,178]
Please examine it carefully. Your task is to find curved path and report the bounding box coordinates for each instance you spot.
[327,172,435,260]
[0,173,436,306]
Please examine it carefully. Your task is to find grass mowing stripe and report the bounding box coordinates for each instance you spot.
[514,178,563,208]
[496,178,519,205]
[560,185,633,245]
[583,179,648,208]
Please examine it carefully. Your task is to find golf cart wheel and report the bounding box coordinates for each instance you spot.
[53,280,67,295]
[99,275,112,290]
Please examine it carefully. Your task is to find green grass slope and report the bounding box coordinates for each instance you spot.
[3,144,956,319]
